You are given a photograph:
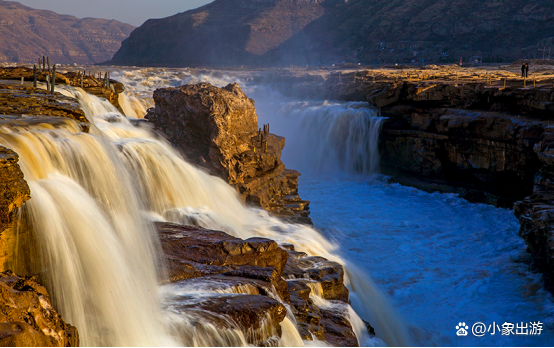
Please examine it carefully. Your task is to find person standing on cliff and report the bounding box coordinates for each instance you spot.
[521,63,526,77]
[525,63,529,78]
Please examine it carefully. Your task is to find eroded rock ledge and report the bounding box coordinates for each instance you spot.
[146,82,311,224]
[158,222,369,346]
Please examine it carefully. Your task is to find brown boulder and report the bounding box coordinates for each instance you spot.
[147,82,257,180]
[157,222,288,273]
[146,82,311,223]
[158,222,290,301]
[284,251,349,302]
[0,271,79,347]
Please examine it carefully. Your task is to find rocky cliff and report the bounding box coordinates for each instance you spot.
[145,82,311,223]
[111,0,554,66]
[358,74,554,278]
[0,0,134,64]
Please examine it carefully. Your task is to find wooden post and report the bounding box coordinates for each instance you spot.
[20,77,24,85]
[42,56,45,72]
[33,64,37,88]
[46,74,50,91]
[524,78,526,88]
[504,78,506,88]
[47,57,50,74]
[51,64,56,96]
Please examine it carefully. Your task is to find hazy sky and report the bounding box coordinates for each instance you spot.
[14,0,213,26]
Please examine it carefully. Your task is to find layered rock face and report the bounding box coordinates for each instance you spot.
[363,81,547,207]
[0,271,79,347]
[0,146,30,273]
[146,82,311,223]
[514,127,554,277]
[158,222,369,346]
[0,1,135,64]
[0,67,126,115]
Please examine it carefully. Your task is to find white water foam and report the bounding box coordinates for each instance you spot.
[0,77,408,346]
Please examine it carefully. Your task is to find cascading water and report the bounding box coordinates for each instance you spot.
[255,99,385,177]
[66,66,554,347]
[0,79,412,346]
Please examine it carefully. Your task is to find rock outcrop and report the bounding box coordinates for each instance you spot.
[146,82,311,223]
[0,0,135,64]
[0,67,126,114]
[514,126,554,277]
[0,146,31,274]
[0,271,79,347]
[0,83,88,123]
[158,222,367,346]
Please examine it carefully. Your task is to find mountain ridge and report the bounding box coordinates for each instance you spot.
[0,0,135,64]
[111,0,554,66]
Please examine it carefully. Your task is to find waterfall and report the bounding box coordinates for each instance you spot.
[1,84,411,346]
[254,98,385,177]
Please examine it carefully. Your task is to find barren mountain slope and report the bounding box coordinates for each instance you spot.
[273,0,554,64]
[112,0,554,66]
[111,0,346,66]
[0,0,135,64]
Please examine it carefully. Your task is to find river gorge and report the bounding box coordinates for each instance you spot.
[0,65,553,347]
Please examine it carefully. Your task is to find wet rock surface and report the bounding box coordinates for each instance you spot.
[0,146,30,273]
[0,84,88,124]
[0,67,126,114]
[146,82,311,223]
[0,271,79,347]
[159,222,366,346]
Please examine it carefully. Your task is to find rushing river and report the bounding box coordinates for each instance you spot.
[6,65,554,346]
[248,80,554,346]
[111,66,554,346]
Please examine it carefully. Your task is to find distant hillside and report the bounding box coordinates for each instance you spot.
[0,0,135,64]
[112,0,554,67]
[111,0,346,66]
[273,0,554,65]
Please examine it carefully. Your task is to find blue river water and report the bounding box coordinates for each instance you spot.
[250,90,554,346]
[299,177,554,346]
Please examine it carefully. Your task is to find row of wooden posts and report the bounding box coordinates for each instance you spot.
[333,70,545,88]
[25,56,112,95]
[257,123,270,153]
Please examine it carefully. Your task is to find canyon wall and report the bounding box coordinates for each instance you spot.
[364,79,554,277]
